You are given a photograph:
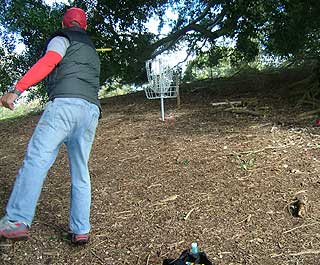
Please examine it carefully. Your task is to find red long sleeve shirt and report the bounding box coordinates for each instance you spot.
[15,51,63,93]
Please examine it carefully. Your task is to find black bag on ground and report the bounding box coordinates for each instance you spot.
[163,249,213,265]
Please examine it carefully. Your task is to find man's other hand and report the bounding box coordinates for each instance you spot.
[0,93,19,110]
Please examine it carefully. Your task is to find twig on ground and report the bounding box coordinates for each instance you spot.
[42,251,59,256]
[218,251,232,258]
[272,249,320,258]
[0,243,12,247]
[147,183,162,189]
[116,210,132,214]
[150,195,179,207]
[116,214,135,219]
[283,222,320,234]
[146,254,151,265]
[96,233,110,238]
[90,250,105,265]
[235,214,252,225]
[271,253,284,258]
[288,249,320,256]
[161,194,178,203]
[297,109,320,119]
[211,101,242,107]
[168,240,185,249]
[184,208,195,220]
[250,123,272,128]
[224,107,263,116]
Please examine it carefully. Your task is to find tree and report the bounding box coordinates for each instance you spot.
[0,0,319,96]
[0,0,66,97]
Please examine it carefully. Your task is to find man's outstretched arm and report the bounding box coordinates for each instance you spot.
[0,51,63,110]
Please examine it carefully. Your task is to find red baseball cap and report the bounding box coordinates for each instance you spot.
[63,7,87,29]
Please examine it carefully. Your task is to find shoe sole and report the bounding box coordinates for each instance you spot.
[1,230,30,241]
[70,234,89,245]
[2,234,30,241]
[72,240,88,245]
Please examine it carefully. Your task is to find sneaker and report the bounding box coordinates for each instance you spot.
[70,233,89,245]
[0,218,30,240]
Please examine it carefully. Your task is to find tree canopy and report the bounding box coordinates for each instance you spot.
[0,0,319,95]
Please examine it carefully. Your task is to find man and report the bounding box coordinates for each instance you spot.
[0,7,101,245]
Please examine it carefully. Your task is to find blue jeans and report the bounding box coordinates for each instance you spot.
[5,98,99,234]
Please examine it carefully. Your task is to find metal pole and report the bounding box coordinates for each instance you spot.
[160,95,165,121]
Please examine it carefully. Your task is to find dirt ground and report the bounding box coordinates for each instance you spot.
[1,72,320,265]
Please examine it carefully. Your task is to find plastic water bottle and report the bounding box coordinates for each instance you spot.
[186,242,199,265]
[191,242,199,254]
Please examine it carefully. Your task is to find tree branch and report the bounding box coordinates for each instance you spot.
[174,38,207,68]
[148,2,228,58]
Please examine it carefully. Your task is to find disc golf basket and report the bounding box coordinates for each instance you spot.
[144,58,180,121]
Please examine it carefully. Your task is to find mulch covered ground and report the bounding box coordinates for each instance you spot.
[1,72,320,264]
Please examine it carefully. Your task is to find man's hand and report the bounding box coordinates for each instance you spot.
[0,93,19,110]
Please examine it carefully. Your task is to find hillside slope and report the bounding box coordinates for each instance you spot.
[1,72,320,264]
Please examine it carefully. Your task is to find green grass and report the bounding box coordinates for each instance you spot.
[0,100,43,121]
